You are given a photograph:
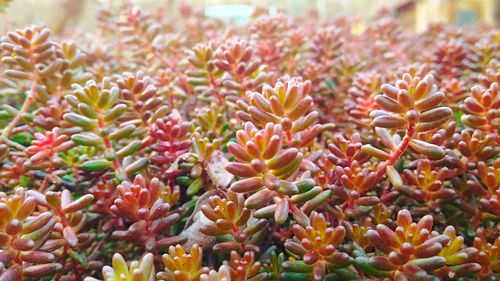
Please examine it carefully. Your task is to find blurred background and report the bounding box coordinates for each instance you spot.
[1,0,499,35]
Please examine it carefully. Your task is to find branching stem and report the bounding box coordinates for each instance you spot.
[1,72,37,142]
[38,162,54,192]
[98,118,126,180]
[375,122,415,182]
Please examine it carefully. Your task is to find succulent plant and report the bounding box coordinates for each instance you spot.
[0,3,498,281]
[64,78,146,179]
[285,212,351,280]
[461,82,499,134]
[237,78,321,147]
[85,252,155,281]
[200,190,266,253]
[157,244,206,281]
[0,188,61,280]
[109,175,184,251]
[360,210,480,280]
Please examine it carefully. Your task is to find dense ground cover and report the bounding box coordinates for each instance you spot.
[0,2,498,281]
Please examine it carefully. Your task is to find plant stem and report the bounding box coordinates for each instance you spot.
[375,122,415,182]
[1,73,37,142]
[54,246,68,281]
[54,206,72,281]
[168,87,175,110]
[98,118,126,180]
[72,260,82,281]
[208,71,224,105]
[88,231,111,259]
[129,15,176,69]
[38,163,54,192]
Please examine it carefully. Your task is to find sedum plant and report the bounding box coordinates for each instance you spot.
[0,188,61,280]
[0,2,498,281]
[284,212,351,281]
[109,175,184,251]
[237,78,321,147]
[84,253,155,281]
[157,244,206,281]
[199,190,267,253]
[359,210,480,280]
[64,78,147,180]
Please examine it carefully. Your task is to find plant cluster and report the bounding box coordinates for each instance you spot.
[0,2,499,281]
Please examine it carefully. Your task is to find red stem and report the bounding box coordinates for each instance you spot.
[375,122,415,183]
[208,71,224,105]
[98,118,126,179]
[2,46,40,142]
[72,259,82,281]
[1,76,37,141]
[129,16,176,69]
[54,206,71,281]
[38,163,54,192]
[54,246,68,281]
[289,202,298,214]
[168,87,175,109]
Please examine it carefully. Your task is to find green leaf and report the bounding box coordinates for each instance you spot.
[80,159,111,171]
[116,140,141,158]
[281,272,313,281]
[67,249,88,269]
[354,257,391,278]
[64,113,97,130]
[176,176,191,187]
[186,177,203,196]
[325,78,336,89]
[454,110,463,127]
[326,268,360,280]
[124,158,148,177]
[72,132,103,146]
[283,261,313,273]
[19,175,30,187]
[11,131,34,146]
[171,217,186,236]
